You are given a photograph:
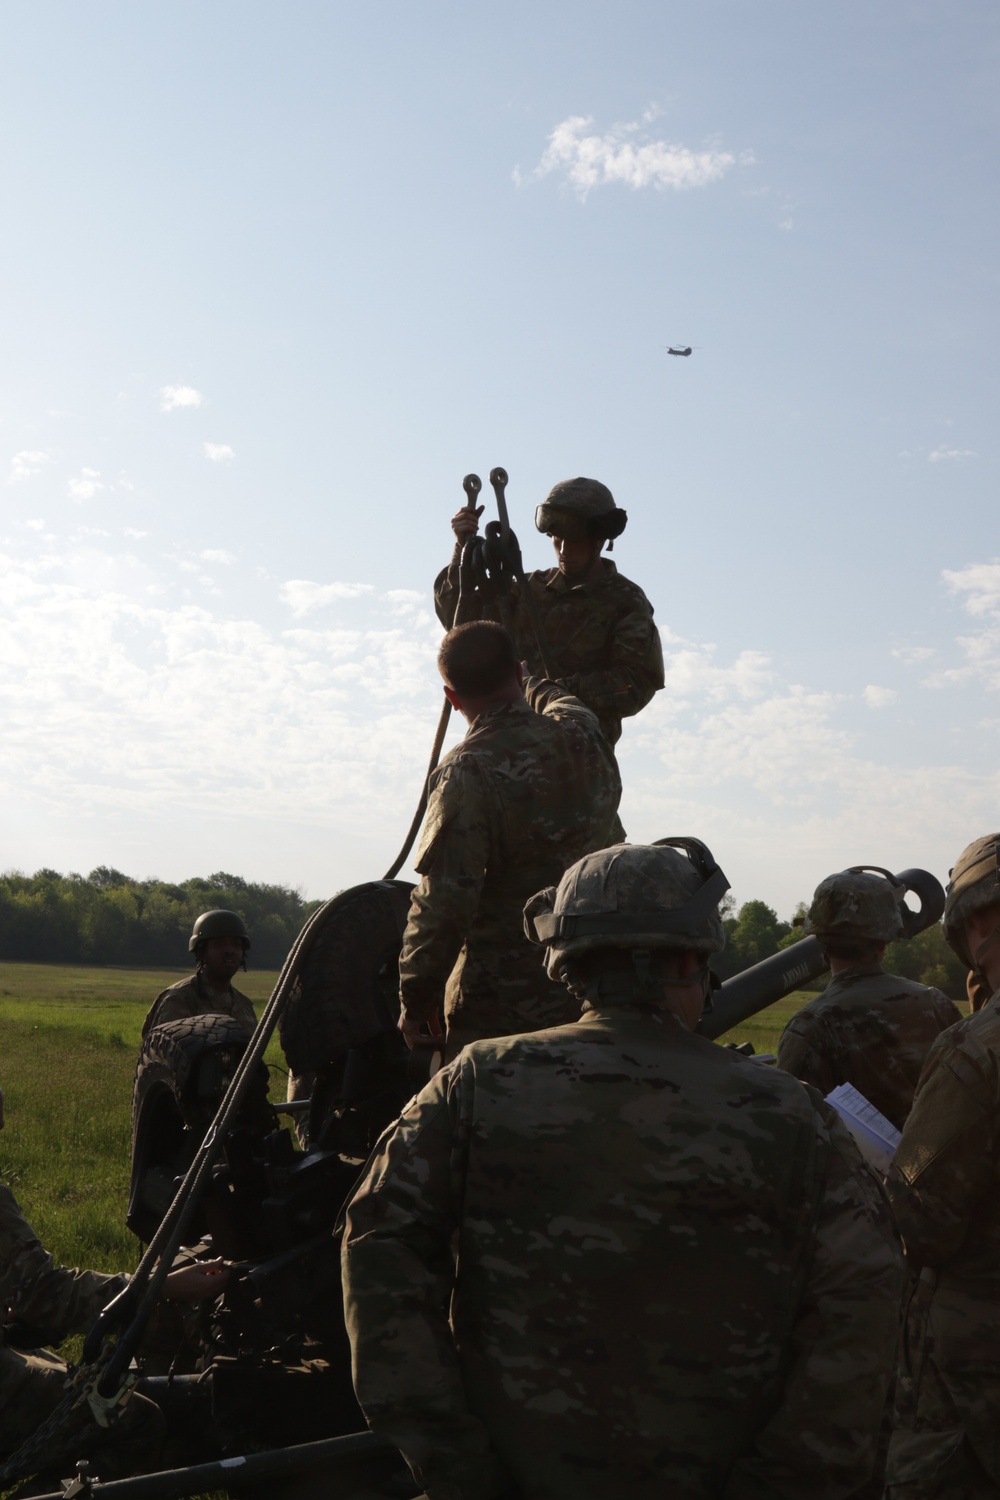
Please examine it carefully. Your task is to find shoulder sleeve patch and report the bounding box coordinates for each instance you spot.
[413,767,463,875]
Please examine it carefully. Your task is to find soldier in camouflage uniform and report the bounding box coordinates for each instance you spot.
[886,834,1000,1497]
[398,620,620,1060]
[435,476,664,749]
[776,868,958,1130]
[345,840,904,1500]
[0,1082,227,1472]
[141,909,257,1039]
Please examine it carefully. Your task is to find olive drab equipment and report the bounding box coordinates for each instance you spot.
[534,475,628,550]
[524,838,730,979]
[803,867,906,944]
[943,833,1000,972]
[188,909,251,955]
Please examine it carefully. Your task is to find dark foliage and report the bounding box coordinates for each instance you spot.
[0,868,323,969]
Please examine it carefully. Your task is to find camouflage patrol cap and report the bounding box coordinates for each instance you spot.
[804,868,904,944]
[189,909,251,954]
[943,834,1000,967]
[524,839,729,978]
[535,477,628,544]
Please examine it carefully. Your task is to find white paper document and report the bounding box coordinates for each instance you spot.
[824,1082,901,1175]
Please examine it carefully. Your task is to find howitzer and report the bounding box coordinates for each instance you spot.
[699,866,946,1042]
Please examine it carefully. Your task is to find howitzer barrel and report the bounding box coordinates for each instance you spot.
[699,866,946,1042]
[29,1431,390,1500]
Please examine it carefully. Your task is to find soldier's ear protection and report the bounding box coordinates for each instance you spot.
[601,508,628,543]
[534,505,629,547]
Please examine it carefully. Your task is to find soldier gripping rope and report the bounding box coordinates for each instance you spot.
[886,834,1000,1498]
[141,909,257,1039]
[345,840,904,1500]
[776,867,959,1129]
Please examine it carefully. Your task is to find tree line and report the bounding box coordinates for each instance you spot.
[0,870,969,997]
[0,868,323,969]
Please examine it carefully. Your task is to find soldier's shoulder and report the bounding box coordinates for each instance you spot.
[153,974,198,1003]
[961,999,1000,1049]
[715,1041,824,1112]
[921,1004,1000,1074]
[454,1020,820,1115]
[881,971,958,1006]
[595,565,655,612]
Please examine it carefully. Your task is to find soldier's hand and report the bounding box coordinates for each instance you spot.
[451,504,483,542]
[397,1012,444,1051]
[163,1259,231,1302]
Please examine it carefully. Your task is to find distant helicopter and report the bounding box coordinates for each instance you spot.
[667,345,694,357]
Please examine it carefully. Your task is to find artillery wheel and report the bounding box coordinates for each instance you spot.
[278,880,414,1153]
[280,880,414,1070]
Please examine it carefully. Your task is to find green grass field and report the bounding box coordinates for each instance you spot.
[0,958,806,1288]
[0,962,285,1282]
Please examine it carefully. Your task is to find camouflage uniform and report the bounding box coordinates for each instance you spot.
[343,1006,904,1500]
[434,553,664,747]
[399,677,620,1057]
[141,971,257,1039]
[886,990,1000,1497]
[0,1177,135,1461]
[776,969,958,1130]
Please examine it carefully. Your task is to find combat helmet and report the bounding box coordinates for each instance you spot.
[803,867,905,945]
[524,839,730,985]
[943,834,1000,969]
[534,477,628,548]
[189,909,251,956]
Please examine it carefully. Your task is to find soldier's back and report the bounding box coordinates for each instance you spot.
[777,969,958,1130]
[449,1007,862,1496]
[455,695,617,880]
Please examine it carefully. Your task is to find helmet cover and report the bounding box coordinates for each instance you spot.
[524,839,729,980]
[803,868,905,944]
[534,477,627,543]
[943,834,1000,967]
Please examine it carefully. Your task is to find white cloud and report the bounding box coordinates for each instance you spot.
[160,385,203,412]
[67,470,104,502]
[280,579,375,616]
[203,442,234,463]
[518,113,748,200]
[929,447,977,463]
[200,549,236,565]
[124,528,147,540]
[863,685,898,708]
[25,519,46,532]
[6,532,1000,914]
[921,562,1000,691]
[892,644,935,665]
[943,562,1000,617]
[9,450,50,483]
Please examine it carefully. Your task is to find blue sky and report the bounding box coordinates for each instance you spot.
[1,1,998,915]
